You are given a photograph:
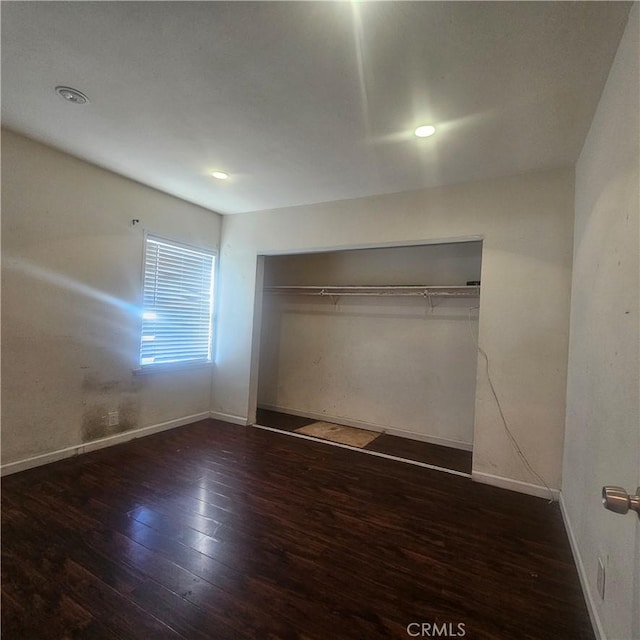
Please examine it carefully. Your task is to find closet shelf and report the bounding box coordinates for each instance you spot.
[264,285,480,298]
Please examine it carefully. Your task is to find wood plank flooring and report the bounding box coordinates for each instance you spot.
[2,419,593,639]
[256,408,473,474]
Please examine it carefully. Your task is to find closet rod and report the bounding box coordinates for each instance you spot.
[264,285,480,298]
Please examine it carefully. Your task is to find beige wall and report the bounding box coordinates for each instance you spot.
[1,129,222,466]
[263,243,483,288]
[214,167,575,492]
[562,6,639,640]
[258,243,482,448]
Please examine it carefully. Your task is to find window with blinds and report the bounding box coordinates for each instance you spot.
[139,235,216,368]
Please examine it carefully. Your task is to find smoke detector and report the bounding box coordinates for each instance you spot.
[55,86,89,105]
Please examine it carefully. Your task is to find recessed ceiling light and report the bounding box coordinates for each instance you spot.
[414,125,436,138]
[210,171,229,180]
[55,86,89,105]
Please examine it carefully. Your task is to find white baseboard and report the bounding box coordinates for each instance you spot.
[471,471,559,501]
[0,412,210,476]
[209,411,249,426]
[559,494,605,640]
[257,404,473,452]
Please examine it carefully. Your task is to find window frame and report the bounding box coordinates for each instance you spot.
[135,231,218,374]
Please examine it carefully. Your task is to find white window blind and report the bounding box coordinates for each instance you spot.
[139,235,215,368]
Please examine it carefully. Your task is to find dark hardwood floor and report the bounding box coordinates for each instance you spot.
[2,419,593,639]
[256,408,317,432]
[256,408,473,474]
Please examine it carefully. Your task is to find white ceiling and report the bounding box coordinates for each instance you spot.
[2,2,631,215]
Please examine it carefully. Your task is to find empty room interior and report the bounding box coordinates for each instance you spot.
[1,2,638,640]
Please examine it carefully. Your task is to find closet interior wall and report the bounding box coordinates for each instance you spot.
[257,241,482,449]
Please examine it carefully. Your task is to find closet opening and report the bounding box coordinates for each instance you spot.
[252,240,483,475]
